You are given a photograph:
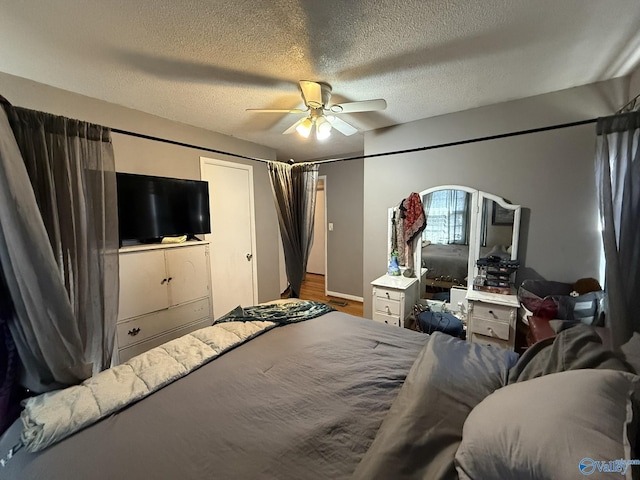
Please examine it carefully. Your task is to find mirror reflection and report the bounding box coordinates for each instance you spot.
[472,195,521,294]
[479,199,515,261]
[421,189,472,293]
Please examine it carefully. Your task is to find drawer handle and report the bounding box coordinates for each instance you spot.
[167,277,173,283]
[128,327,141,336]
[161,278,167,285]
[488,310,497,319]
[487,327,494,336]
[386,306,391,314]
[385,292,390,298]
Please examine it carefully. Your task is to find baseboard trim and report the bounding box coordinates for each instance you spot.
[326,291,364,303]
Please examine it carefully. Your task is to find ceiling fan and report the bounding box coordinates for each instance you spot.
[246,80,386,139]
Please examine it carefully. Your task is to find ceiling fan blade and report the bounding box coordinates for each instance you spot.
[119,51,293,88]
[283,118,305,135]
[329,99,387,114]
[246,108,308,114]
[299,80,323,109]
[326,116,358,136]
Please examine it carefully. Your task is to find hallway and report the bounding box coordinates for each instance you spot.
[282,273,364,317]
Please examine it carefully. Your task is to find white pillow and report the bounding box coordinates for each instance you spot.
[455,369,640,479]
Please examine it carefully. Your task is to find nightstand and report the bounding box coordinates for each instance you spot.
[466,290,519,350]
[371,274,420,327]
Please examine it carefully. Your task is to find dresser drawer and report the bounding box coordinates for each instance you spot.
[372,312,401,327]
[374,296,400,316]
[471,316,510,341]
[471,302,514,323]
[117,317,212,363]
[373,287,402,302]
[471,332,511,350]
[117,297,211,348]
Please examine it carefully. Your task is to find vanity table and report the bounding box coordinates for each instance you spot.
[386,186,522,349]
[465,191,521,351]
[371,274,420,327]
[466,290,519,350]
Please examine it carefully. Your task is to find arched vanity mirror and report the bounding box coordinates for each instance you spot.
[384,187,522,350]
[387,186,521,299]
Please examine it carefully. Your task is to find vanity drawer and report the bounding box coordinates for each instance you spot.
[471,332,511,350]
[471,316,510,341]
[373,287,402,302]
[472,302,513,323]
[372,311,401,327]
[374,296,400,316]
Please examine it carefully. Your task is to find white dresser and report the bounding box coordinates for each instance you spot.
[466,290,519,350]
[116,241,213,362]
[371,274,420,327]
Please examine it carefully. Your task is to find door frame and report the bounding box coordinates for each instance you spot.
[199,157,259,305]
[308,176,328,292]
[318,175,328,296]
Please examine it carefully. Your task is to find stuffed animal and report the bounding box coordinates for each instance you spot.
[571,277,602,296]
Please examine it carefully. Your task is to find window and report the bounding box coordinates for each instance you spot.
[422,190,470,245]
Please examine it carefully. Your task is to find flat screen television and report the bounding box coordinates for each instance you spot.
[116,172,211,245]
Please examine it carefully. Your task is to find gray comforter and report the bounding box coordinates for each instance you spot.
[0,311,429,480]
[3,308,547,480]
[352,332,519,480]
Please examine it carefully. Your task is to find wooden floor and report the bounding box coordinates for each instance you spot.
[281,273,364,317]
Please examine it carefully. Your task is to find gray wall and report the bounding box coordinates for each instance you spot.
[319,158,364,298]
[362,77,628,318]
[0,71,281,303]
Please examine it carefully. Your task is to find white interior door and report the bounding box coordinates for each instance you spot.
[200,158,258,319]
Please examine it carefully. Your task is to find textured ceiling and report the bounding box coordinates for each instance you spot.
[1,0,640,162]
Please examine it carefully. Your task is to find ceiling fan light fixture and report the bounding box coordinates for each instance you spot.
[296,117,314,138]
[258,81,385,137]
[316,116,332,140]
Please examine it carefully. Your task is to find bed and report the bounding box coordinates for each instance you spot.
[420,244,496,284]
[421,243,471,282]
[1,301,639,479]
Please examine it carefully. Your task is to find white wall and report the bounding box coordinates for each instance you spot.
[362,78,628,318]
[0,71,282,303]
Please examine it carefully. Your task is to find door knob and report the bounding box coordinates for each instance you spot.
[246,253,253,261]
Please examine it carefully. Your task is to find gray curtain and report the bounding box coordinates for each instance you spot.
[595,111,640,348]
[0,106,118,392]
[268,161,318,298]
[0,267,21,433]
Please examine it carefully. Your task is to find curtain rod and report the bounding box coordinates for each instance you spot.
[315,117,598,164]
[616,92,640,114]
[110,117,598,166]
[110,127,273,164]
